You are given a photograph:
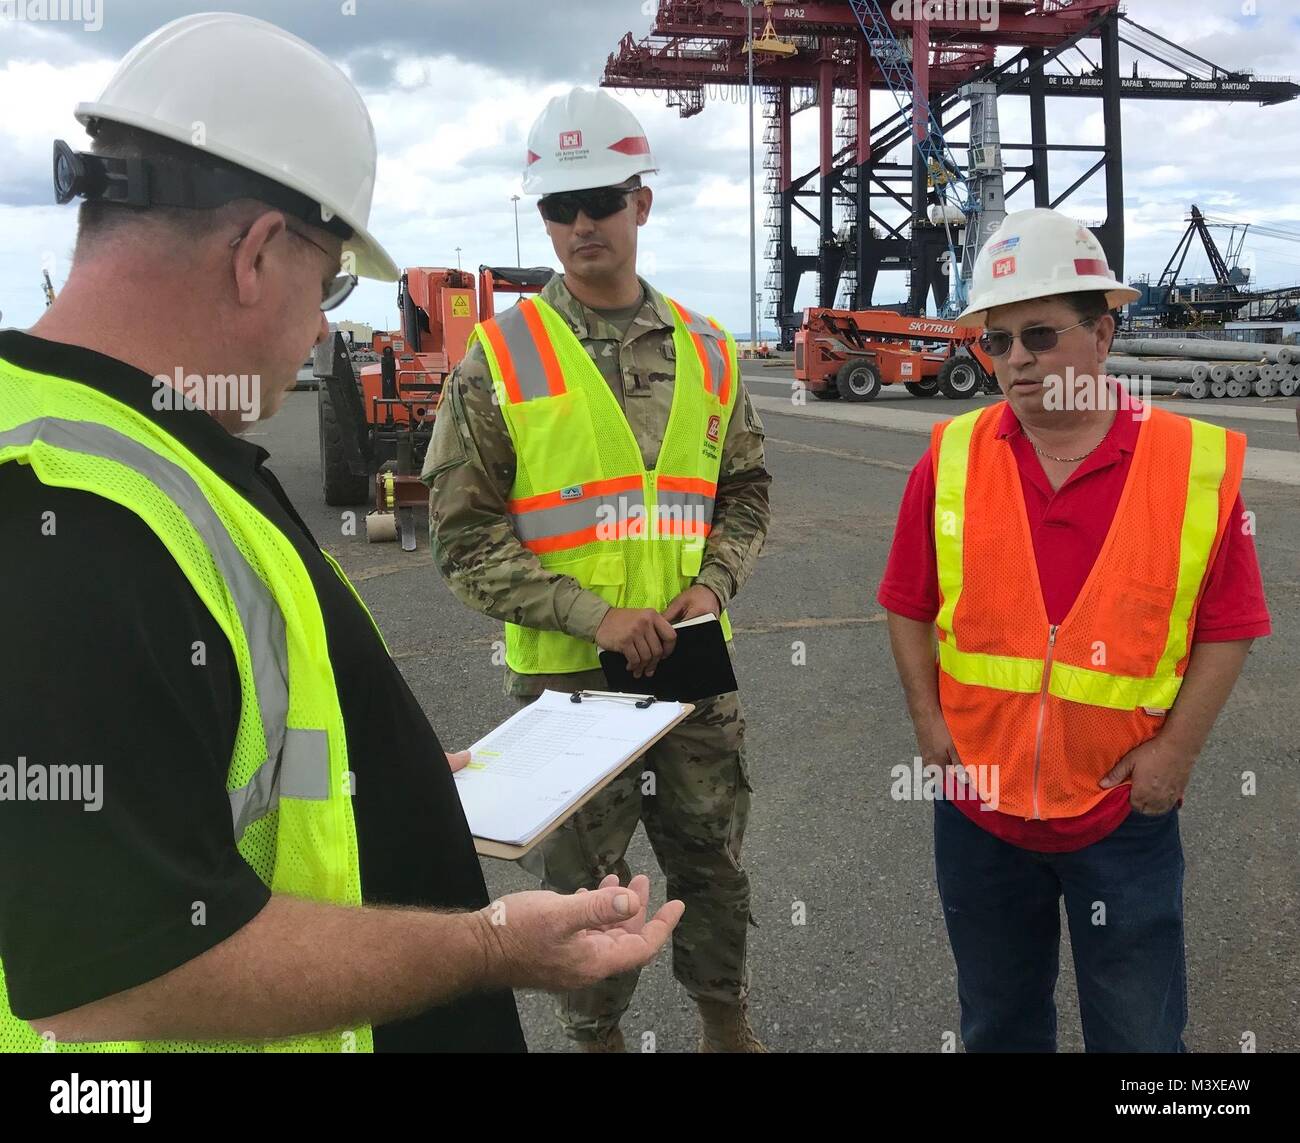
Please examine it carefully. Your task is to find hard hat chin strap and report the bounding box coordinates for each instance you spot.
[52,137,353,240]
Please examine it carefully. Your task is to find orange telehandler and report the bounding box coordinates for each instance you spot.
[794,308,996,401]
[314,264,553,548]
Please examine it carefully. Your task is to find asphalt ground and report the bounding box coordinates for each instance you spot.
[257,378,1299,1054]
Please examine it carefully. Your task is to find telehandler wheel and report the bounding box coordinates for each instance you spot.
[319,384,371,506]
[937,356,982,400]
[904,378,940,398]
[837,361,882,402]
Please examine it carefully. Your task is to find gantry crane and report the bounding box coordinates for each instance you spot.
[602,2,1299,345]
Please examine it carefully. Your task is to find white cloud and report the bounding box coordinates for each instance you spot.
[0,56,114,197]
[692,175,748,210]
[1135,164,1186,187]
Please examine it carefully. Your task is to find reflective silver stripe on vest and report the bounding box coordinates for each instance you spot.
[495,304,555,401]
[228,729,330,836]
[0,418,328,838]
[655,489,715,529]
[512,489,648,543]
[673,302,716,338]
[673,302,727,397]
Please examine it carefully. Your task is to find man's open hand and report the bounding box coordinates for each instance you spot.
[477,875,685,992]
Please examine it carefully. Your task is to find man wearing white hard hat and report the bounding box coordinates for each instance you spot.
[0,15,684,1054]
[424,88,771,1052]
[877,208,1271,1051]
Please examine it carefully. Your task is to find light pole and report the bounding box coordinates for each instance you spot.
[745,0,758,354]
[455,245,462,271]
[510,194,522,266]
[509,196,525,270]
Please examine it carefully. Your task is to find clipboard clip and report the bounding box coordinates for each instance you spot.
[570,690,657,709]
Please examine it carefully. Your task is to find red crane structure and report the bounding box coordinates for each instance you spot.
[601,2,1298,347]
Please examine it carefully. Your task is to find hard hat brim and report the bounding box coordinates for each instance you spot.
[522,164,658,196]
[75,101,400,282]
[956,278,1141,328]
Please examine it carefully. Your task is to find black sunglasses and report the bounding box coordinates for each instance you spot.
[978,318,1095,358]
[538,182,639,225]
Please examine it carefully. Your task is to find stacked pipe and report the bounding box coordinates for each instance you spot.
[1105,336,1300,400]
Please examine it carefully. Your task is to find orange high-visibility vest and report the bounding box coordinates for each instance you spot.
[930,402,1246,820]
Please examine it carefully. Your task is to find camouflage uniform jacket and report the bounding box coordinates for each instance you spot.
[421,273,771,695]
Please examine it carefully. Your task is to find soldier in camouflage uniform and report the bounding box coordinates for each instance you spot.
[421,89,771,1052]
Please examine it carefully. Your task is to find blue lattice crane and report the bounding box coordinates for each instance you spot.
[847,0,978,316]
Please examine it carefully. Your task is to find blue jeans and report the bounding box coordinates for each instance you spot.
[934,796,1188,1052]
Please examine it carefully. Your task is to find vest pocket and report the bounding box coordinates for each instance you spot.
[508,390,602,484]
[588,550,626,588]
[590,550,625,610]
[681,539,705,578]
[545,548,626,608]
[1116,577,1177,647]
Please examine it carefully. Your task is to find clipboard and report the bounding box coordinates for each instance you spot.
[468,690,695,862]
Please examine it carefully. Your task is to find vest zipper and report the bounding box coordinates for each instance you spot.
[1031,624,1059,820]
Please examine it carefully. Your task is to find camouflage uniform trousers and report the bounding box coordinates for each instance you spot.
[515,669,754,1042]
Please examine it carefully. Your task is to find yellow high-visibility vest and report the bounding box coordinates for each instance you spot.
[0,362,373,1052]
[474,295,739,674]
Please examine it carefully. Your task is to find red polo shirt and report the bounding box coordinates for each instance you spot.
[877,392,1272,852]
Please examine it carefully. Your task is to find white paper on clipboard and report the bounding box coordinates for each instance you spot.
[454,689,688,847]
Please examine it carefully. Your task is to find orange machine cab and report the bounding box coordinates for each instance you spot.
[362,271,477,426]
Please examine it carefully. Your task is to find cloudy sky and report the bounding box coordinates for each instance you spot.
[1,0,1298,336]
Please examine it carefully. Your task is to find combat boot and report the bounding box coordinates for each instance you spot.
[577,1026,626,1053]
[697,999,767,1053]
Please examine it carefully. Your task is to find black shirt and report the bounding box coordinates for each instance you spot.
[0,331,524,1052]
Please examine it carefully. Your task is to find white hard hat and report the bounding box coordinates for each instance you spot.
[956,208,1139,327]
[522,88,657,196]
[75,12,398,281]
